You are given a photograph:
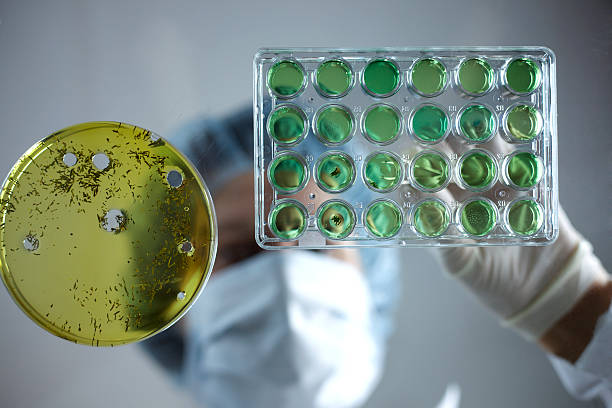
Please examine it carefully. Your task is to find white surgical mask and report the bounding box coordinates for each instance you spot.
[182,250,382,408]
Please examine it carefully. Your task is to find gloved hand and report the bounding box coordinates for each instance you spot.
[437,208,609,342]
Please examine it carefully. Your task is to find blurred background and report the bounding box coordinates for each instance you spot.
[0,0,610,407]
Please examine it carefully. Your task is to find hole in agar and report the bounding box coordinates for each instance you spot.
[178,240,195,256]
[62,152,77,167]
[100,209,127,233]
[23,234,39,251]
[92,153,110,170]
[167,170,183,188]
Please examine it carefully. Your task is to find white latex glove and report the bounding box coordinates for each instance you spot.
[438,208,609,341]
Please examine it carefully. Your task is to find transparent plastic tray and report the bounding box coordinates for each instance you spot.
[253,47,558,248]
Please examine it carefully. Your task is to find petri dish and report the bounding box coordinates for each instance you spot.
[505,151,544,190]
[410,104,449,144]
[504,57,541,94]
[315,151,356,193]
[458,58,494,95]
[458,149,497,191]
[316,200,356,240]
[459,198,497,237]
[504,104,543,142]
[269,200,307,240]
[364,199,403,239]
[268,151,308,194]
[362,58,401,97]
[412,199,450,237]
[363,104,401,145]
[410,150,451,192]
[363,151,403,192]
[457,104,497,143]
[506,198,543,236]
[267,104,308,146]
[410,58,448,96]
[0,122,217,346]
[267,59,306,98]
[314,104,354,145]
[315,59,353,98]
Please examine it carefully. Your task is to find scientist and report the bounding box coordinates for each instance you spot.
[143,108,612,408]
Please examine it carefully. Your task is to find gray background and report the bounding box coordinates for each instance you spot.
[0,1,610,407]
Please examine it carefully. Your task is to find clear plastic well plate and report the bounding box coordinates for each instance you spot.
[254,47,558,248]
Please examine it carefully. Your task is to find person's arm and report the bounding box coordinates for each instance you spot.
[540,278,612,363]
[437,207,612,405]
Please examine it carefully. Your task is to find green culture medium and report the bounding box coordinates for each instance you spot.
[365,200,402,238]
[411,105,448,143]
[505,58,541,94]
[268,105,306,145]
[460,199,497,236]
[459,151,497,190]
[362,59,400,96]
[507,199,543,236]
[268,153,307,193]
[363,105,401,144]
[411,151,450,191]
[413,200,450,237]
[317,200,355,239]
[269,200,307,240]
[316,152,355,192]
[505,105,542,141]
[267,60,306,98]
[316,59,353,97]
[458,58,494,95]
[458,104,496,142]
[315,105,353,145]
[364,152,402,192]
[506,152,543,189]
[410,58,447,96]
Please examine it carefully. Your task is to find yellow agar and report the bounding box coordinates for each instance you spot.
[0,122,216,346]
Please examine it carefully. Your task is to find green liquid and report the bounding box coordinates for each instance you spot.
[506,105,542,141]
[411,152,449,191]
[365,200,402,238]
[505,58,541,94]
[364,105,401,144]
[459,105,496,142]
[413,200,449,237]
[411,105,448,143]
[267,60,305,97]
[269,153,306,193]
[460,151,496,190]
[316,59,352,96]
[410,58,447,96]
[317,201,355,239]
[268,106,306,145]
[316,105,353,144]
[364,152,402,191]
[316,153,355,192]
[507,152,543,189]
[461,200,496,236]
[363,59,400,96]
[508,199,543,236]
[458,58,494,95]
[269,201,306,240]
